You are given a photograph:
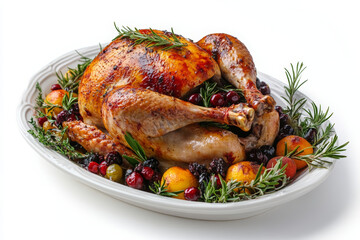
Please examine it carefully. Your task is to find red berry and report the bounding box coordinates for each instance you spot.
[213,174,222,188]
[99,161,108,176]
[210,93,225,107]
[51,84,62,91]
[188,93,202,105]
[184,187,200,201]
[126,172,144,189]
[37,116,47,127]
[141,166,154,181]
[225,91,241,104]
[88,161,99,174]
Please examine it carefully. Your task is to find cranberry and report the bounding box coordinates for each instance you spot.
[210,93,225,107]
[141,166,154,180]
[51,84,62,91]
[66,113,77,122]
[99,161,108,176]
[126,172,144,189]
[88,161,99,174]
[37,116,47,127]
[184,187,200,201]
[188,93,202,105]
[225,91,241,104]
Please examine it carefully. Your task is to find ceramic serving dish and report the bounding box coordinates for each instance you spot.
[17,45,335,220]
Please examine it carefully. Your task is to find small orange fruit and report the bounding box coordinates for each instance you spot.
[161,166,198,200]
[276,135,313,169]
[45,89,69,116]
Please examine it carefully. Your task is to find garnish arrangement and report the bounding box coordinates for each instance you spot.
[27,25,348,203]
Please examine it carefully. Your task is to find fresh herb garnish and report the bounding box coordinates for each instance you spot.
[149,181,184,197]
[203,160,288,203]
[56,52,92,92]
[122,132,147,166]
[28,118,88,160]
[113,24,187,50]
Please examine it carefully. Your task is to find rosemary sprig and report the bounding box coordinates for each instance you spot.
[122,132,147,166]
[199,81,219,107]
[203,160,288,203]
[61,92,78,111]
[149,181,184,197]
[28,118,88,160]
[293,135,349,169]
[56,52,92,92]
[282,62,308,133]
[113,24,187,50]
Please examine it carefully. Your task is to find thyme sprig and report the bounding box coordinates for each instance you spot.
[149,181,184,197]
[28,118,88,160]
[122,132,147,166]
[113,24,187,50]
[203,160,288,203]
[56,52,92,92]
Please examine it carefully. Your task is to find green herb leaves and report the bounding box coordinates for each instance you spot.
[149,181,183,197]
[113,24,187,50]
[122,132,147,166]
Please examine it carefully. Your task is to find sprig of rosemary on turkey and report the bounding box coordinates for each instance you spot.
[203,160,288,203]
[122,132,148,166]
[113,24,187,50]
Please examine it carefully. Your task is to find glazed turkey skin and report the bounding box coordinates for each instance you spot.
[79,29,221,127]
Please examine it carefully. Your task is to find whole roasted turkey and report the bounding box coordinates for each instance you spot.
[64,30,279,167]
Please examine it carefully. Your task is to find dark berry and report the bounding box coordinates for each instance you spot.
[208,158,228,178]
[304,128,317,144]
[259,145,275,159]
[51,84,62,91]
[37,116,47,127]
[143,158,159,170]
[126,172,144,189]
[134,163,144,173]
[225,91,241,105]
[188,162,208,179]
[279,113,290,126]
[275,106,284,114]
[151,171,161,182]
[277,124,295,141]
[99,161,108,176]
[259,84,270,95]
[141,166,154,181]
[247,149,269,165]
[184,187,200,201]
[210,93,225,107]
[55,110,70,127]
[188,93,202,105]
[105,151,122,166]
[256,78,261,88]
[88,161,99,174]
[66,113,77,122]
[86,153,102,164]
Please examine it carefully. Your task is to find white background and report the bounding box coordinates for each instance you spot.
[1,0,359,239]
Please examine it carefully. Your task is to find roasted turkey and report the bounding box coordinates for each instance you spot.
[65,30,279,167]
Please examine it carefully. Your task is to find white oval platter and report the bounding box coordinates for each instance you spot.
[17,45,335,220]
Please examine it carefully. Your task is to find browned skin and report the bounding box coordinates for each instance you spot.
[72,30,279,165]
[197,34,276,115]
[79,29,221,127]
[63,120,135,167]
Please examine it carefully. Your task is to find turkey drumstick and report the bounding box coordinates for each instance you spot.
[197,34,276,115]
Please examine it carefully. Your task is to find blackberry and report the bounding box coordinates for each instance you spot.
[188,162,208,178]
[259,84,270,95]
[79,153,102,167]
[259,145,275,159]
[208,158,228,178]
[105,151,122,165]
[247,148,271,165]
[55,110,70,127]
[143,158,159,170]
[277,124,295,141]
[134,163,144,173]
